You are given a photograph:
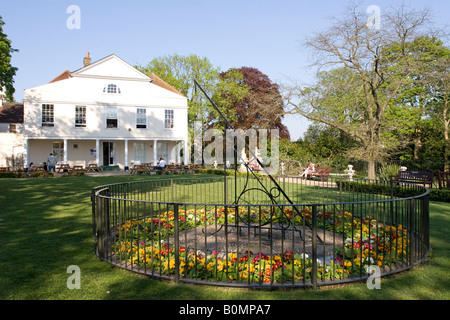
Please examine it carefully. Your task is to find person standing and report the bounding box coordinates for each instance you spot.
[47,153,57,172]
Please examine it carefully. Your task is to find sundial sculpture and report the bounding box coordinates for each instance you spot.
[194,80,323,244]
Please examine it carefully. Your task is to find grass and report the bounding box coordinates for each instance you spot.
[0,174,449,300]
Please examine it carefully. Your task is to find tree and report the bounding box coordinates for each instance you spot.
[221,67,290,140]
[428,48,450,170]
[0,14,18,102]
[383,36,450,160]
[136,54,247,133]
[284,3,441,178]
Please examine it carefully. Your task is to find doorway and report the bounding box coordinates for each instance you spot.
[103,142,115,166]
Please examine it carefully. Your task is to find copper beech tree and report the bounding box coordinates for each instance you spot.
[221,67,290,140]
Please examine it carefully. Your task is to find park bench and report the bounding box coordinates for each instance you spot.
[437,171,450,190]
[310,166,331,182]
[389,171,434,188]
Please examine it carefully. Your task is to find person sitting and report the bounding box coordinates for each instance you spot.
[155,158,167,170]
[300,162,315,179]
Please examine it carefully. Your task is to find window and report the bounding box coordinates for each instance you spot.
[52,142,64,162]
[103,84,121,94]
[136,108,147,129]
[106,106,118,128]
[42,104,54,127]
[75,106,86,127]
[164,109,174,129]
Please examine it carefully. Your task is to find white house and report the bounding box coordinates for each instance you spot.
[21,53,189,170]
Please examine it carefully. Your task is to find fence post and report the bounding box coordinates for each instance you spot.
[311,204,318,290]
[174,203,180,282]
[409,198,416,266]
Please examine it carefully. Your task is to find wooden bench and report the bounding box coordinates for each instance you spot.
[390,171,434,188]
[310,166,331,182]
[437,171,450,190]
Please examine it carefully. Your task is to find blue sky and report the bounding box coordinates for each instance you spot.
[1,0,449,140]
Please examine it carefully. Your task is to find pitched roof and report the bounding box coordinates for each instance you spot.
[47,54,185,97]
[0,103,24,123]
[148,73,184,97]
[49,70,71,83]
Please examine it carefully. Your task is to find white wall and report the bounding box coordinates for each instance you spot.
[0,133,24,167]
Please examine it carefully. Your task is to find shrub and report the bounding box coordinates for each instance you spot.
[377,164,401,181]
[0,172,16,178]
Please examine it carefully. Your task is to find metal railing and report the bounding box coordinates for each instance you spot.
[91,175,430,289]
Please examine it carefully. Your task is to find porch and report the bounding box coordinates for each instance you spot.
[24,138,189,170]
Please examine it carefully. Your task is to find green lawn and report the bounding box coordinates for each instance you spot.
[0,174,449,300]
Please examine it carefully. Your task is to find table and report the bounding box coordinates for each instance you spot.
[87,164,101,172]
[57,164,71,173]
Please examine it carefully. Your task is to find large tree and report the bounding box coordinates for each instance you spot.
[284,3,441,178]
[0,14,18,102]
[383,36,450,161]
[221,67,290,140]
[136,54,247,133]
[428,46,450,170]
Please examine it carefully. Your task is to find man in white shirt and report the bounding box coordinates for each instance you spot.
[156,158,166,169]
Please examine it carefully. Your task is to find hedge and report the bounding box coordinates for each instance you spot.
[340,180,450,203]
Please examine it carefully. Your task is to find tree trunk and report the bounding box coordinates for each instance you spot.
[368,158,376,180]
[445,129,450,172]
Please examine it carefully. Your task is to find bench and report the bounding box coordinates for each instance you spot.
[390,171,434,188]
[437,171,450,190]
[310,166,331,182]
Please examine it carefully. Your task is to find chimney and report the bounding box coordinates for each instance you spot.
[83,52,91,67]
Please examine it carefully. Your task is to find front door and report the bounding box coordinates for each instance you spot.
[103,142,115,166]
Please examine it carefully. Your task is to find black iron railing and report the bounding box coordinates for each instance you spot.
[91,175,430,289]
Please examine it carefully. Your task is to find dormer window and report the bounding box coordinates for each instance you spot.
[103,84,121,94]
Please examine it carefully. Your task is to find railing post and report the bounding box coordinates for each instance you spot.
[174,203,180,282]
[409,198,416,266]
[311,204,318,290]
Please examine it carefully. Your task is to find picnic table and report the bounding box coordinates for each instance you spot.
[72,165,86,173]
[86,164,101,172]
[57,164,71,173]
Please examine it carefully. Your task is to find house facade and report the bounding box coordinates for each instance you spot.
[0,102,25,168]
[21,53,189,170]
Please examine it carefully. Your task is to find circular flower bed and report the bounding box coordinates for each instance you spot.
[112,206,409,284]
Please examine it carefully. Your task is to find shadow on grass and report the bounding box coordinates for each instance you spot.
[0,175,449,300]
